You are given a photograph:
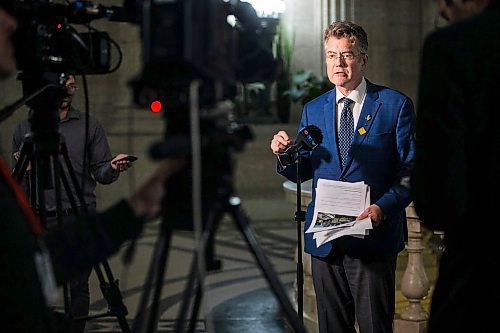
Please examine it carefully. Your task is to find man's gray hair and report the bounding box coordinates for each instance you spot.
[324,21,369,54]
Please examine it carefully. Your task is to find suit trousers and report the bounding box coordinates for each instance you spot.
[311,249,397,333]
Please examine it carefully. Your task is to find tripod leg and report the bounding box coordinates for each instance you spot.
[227,197,305,333]
[187,281,203,333]
[180,196,226,333]
[173,256,200,333]
[132,227,173,333]
[12,139,33,182]
[147,227,175,333]
[93,262,131,333]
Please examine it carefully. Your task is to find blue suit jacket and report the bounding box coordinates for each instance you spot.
[279,80,416,258]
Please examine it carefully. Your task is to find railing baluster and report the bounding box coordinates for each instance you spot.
[394,202,430,333]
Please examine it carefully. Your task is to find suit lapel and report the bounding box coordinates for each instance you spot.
[341,82,381,176]
[323,89,342,170]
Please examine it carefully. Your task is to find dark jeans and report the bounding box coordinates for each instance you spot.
[45,205,96,333]
[69,268,92,333]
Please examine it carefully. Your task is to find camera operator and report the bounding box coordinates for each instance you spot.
[12,72,135,333]
[0,6,184,333]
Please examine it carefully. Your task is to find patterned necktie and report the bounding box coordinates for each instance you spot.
[338,97,354,168]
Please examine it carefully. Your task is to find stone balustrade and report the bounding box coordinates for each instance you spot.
[283,181,434,333]
[393,202,430,333]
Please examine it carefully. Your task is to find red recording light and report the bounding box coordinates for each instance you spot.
[150,100,162,113]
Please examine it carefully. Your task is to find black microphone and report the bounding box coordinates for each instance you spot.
[278,125,323,165]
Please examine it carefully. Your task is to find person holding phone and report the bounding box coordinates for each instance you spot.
[1,9,187,332]
[12,73,136,333]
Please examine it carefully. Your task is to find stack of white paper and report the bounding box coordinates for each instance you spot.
[305,179,373,247]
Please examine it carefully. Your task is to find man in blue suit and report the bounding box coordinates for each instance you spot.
[271,21,416,333]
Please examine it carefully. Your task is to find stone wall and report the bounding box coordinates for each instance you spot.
[281,0,439,121]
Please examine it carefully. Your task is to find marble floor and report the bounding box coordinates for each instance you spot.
[84,195,299,333]
[78,203,438,333]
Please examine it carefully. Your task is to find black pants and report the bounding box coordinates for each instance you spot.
[311,250,397,333]
[69,267,92,333]
[45,205,96,333]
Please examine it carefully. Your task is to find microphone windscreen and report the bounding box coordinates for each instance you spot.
[296,125,323,151]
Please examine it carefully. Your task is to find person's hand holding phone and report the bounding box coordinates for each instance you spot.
[13,151,32,171]
[111,154,137,172]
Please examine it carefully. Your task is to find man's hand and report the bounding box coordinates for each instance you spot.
[357,204,384,227]
[127,159,185,221]
[270,130,292,155]
[13,151,31,171]
[111,154,134,172]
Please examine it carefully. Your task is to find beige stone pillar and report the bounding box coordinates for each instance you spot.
[394,202,430,333]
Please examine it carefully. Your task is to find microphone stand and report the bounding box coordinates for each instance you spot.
[280,125,322,327]
[294,153,304,326]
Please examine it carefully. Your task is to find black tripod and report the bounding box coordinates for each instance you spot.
[132,177,306,333]
[179,179,306,333]
[11,89,131,333]
[131,80,305,333]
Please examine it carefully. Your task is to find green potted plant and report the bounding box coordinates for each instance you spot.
[275,22,294,123]
[285,69,334,106]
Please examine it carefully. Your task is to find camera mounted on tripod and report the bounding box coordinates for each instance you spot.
[6,0,126,132]
[123,0,282,229]
[10,0,126,77]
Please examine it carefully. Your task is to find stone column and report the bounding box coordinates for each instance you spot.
[394,202,430,333]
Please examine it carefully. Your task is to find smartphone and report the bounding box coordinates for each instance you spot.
[113,155,138,164]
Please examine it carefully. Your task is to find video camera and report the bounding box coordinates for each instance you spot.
[4,0,128,113]
[10,0,126,76]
